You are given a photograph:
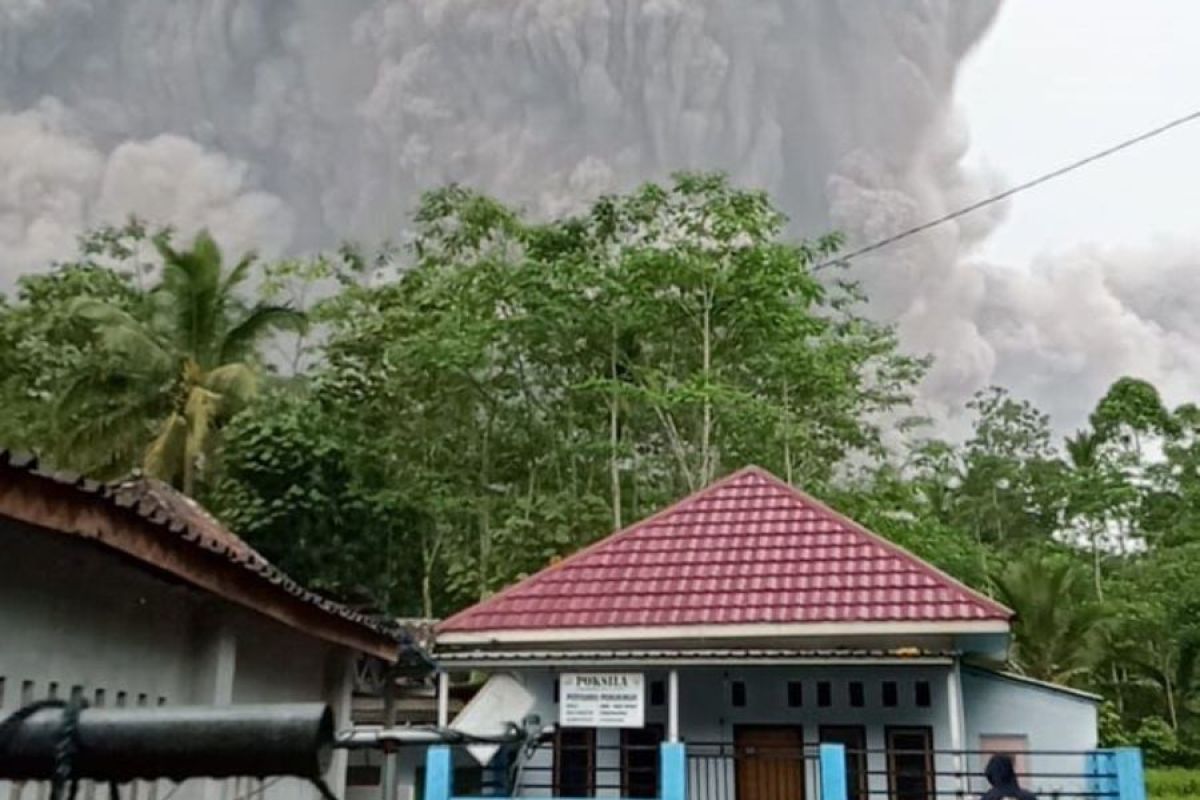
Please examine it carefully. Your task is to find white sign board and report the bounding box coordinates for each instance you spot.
[450,673,535,766]
[559,673,644,728]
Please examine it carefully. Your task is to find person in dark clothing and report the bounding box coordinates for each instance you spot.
[981,754,1037,800]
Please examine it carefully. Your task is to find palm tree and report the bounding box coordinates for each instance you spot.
[59,230,304,494]
[992,552,1109,685]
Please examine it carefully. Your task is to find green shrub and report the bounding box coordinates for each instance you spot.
[1147,768,1200,800]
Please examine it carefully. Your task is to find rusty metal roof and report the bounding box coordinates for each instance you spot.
[438,466,1012,637]
[1,449,423,661]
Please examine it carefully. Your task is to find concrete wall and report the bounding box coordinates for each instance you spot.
[962,667,1099,798]
[0,516,356,800]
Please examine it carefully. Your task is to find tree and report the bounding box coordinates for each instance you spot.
[291,173,924,609]
[0,225,146,457]
[992,551,1108,684]
[944,388,1066,550]
[61,230,304,492]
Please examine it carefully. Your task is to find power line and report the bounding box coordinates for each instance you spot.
[818,105,1200,269]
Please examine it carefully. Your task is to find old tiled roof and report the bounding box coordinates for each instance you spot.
[1,449,416,656]
[438,466,1011,638]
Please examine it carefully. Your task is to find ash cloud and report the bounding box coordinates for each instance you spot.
[2,0,1193,431]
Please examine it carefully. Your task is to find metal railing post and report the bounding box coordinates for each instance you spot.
[819,743,847,800]
[425,746,453,800]
[661,742,687,800]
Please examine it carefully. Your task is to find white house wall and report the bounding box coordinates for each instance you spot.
[0,517,356,800]
[496,664,962,800]
[961,668,1099,798]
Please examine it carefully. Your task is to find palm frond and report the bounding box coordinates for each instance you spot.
[158,231,224,365]
[220,251,258,296]
[218,304,307,364]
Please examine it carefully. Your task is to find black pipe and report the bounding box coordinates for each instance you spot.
[0,703,332,782]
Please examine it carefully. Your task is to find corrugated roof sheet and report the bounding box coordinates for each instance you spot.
[438,466,1011,635]
[1,449,413,649]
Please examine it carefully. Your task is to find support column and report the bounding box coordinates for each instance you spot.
[667,670,679,743]
[819,743,848,800]
[946,661,966,795]
[659,742,686,800]
[379,669,398,800]
[437,671,450,728]
[323,651,356,800]
[424,747,453,800]
[194,623,236,800]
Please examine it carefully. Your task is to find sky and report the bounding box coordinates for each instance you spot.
[3,1,1200,436]
[960,0,1200,267]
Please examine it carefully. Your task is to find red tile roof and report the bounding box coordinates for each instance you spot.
[438,466,1011,637]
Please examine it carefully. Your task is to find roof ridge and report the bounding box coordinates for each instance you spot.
[437,465,1012,636]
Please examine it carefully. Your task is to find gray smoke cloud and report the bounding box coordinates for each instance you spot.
[3,0,1191,433]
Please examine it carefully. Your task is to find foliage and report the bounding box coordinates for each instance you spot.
[55,229,304,490]
[8,178,1200,762]
[992,550,1108,684]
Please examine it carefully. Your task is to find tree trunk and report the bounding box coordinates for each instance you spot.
[609,324,622,530]
[1092,528,1104,600]
[1164,656,1179,731]
[782,382,793,484]
[700,287,713,485]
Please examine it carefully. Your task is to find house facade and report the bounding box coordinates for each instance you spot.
[432,467,1100,800]
[0,451,426,800]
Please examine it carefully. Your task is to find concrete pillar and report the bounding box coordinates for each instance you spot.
[819,743,848,800]
[947,660,966,794]
[437,672,450,728]
[380,672,398,800]
[424,747,452,800]
[323,650,356,800]
[659,743,686,800]
[194,623,236,800]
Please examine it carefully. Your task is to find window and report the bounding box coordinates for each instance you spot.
[821,726,867,800]
[554,728,596,798]
[622,725,664,798]
[650,681,665,707]
[886,727,933,800]
[731,681,747,707]
[882,681,898,707]
[914,682,931,708]
[787,681,803,708]
[848,682,864,708]
[817,681,832,708]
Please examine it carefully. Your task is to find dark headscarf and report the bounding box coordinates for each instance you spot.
[981,754,1036,800]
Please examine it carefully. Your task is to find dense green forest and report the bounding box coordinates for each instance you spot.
[2,174,1199,763]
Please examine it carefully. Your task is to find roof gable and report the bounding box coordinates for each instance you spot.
[438,466,1011,641]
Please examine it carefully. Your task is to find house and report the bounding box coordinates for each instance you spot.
[431,466,1100,800]
[0,451,428,800]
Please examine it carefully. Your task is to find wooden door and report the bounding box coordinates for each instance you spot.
[735,726,805,800]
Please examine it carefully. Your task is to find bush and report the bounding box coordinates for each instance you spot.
[1147,769,1200,800]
